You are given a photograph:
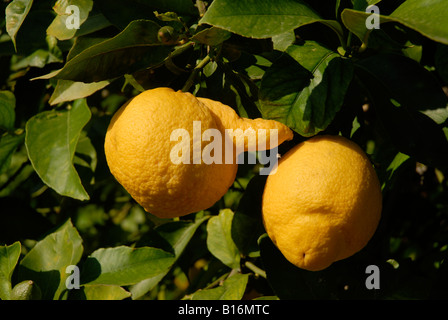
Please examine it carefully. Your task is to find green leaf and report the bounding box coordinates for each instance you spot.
[11,48,63,71]
[200,0,344,44]
[49,80,110,105]
[81,246,175,286]
[0,241,21,300]
[0,91,16,131]
[0,132,25,174]
[272,31,296,52]
[18,219,83,300]
[78,284,131,300]
[390,0,448,44]
[129,216,209,299]
[259,41,354,137]
[157,216,210,257]
[74,133,97,172]
[5,0,33,51]
[342,0,448,46]
[191,273,249,300]
[35,20,172,83]
[25,99,91,200]
[206,209,240,270]
[46,0,94,41]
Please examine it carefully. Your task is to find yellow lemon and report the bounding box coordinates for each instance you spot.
[262,135,382,271]
[105,87,292,218]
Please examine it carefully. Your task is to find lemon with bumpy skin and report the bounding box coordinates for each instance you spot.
[262,135,382,271]
[105,87,292,219]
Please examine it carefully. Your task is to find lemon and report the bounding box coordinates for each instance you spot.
[105,87,292,219]
[262,135,382,271]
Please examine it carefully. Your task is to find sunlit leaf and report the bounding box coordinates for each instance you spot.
[49,80,110,105]
[200,0,344,40]
[342,0,448,46]
[46,0,94,41]
[5,0,33,51]
[191,273,249,300]
[79,284,131,300]
[81,246,175,286]
[18,219,83,300]
[206,209,240,270]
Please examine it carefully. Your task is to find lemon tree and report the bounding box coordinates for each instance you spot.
[1,0,448,301]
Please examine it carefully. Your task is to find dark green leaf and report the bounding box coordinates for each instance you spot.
[200,0,344,42]
[95,0,158,30]
[74,133,97,172]
[129,216,209,299]
[81,246,175,286]
[35,20,172,83]
[25,99,91,200]
[0,91,16,131]
[356,53,447,113]
[5,0,33,51]
[356,66,448,169]
[259,41,354,136]
[0,241,21,300]
[192,27,232,46]
[232,175,266,256]
[18,219,83,300]
[73,13,112,38]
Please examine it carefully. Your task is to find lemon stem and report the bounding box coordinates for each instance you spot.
[181,55,211,92]
[244,261,267,279]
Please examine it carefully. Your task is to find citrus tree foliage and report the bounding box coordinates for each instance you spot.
[1,0,448,300]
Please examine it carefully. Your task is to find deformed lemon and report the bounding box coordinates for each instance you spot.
[105,87,292,218]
